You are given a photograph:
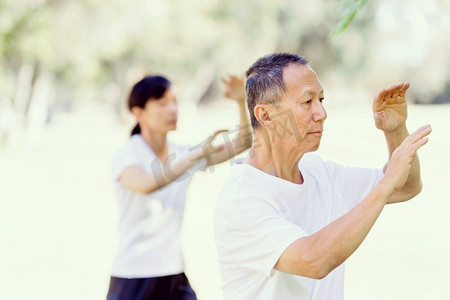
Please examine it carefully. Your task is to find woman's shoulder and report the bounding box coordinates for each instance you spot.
[113,135,148,160]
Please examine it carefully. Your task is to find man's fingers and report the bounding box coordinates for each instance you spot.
[402,124,432,149]
[398,82,410,97]
[409,124,432,141]
[389,82,404,99]
[375,89,387,102]
[385,82,409,103]
[412,136,429,149]
[392,125,430,166]
[403,136,429,160]
[374,82,410,110]
[386,85,396,99]
[373,89,388,111]
[410,126,431,146]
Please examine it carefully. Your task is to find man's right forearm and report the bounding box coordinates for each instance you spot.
[309,182,393,276]
[276,182,394,279]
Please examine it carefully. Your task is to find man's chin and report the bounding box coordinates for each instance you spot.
[308,143,321,152]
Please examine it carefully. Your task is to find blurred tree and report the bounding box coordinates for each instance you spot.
[0,0,449,148]
[1,1,52,146]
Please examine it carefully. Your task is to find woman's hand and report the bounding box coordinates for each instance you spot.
[222,74,246,104]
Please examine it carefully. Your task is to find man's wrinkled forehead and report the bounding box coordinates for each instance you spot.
[283,64,323,94]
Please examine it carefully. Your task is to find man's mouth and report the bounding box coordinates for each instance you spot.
[309,130,323,135]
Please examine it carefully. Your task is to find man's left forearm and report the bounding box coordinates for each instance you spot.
[384,125,422,201]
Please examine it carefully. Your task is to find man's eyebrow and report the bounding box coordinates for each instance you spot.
[301,89,324,97]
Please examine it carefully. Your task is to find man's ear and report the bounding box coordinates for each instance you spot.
[254,104,273,128]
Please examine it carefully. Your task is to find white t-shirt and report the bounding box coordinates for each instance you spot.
[214,153,384,300]
[111,134,206,278]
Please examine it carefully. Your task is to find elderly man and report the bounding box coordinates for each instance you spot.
[214,53,431,300]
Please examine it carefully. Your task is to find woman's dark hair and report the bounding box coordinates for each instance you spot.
[128,75,171,136]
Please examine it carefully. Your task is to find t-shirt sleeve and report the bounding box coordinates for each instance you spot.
[324,160,384,212]
[226,197,308,277]
[111,145,141,181]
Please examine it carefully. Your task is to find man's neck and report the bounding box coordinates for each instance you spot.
[245,132,305,184]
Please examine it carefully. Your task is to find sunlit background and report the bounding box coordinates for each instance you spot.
[1,0,449,299]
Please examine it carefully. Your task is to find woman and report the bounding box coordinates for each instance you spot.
[107,74,251,300]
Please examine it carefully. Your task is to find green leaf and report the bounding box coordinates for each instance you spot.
[333,0,369,36]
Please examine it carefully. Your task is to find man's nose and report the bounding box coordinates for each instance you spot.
[312,102,327,122]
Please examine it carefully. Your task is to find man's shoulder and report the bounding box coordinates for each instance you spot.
[300,153,342,175]
[300,152,326,165]
[216,163,273,209]
[300,153,329,173]
[219,164,262,198]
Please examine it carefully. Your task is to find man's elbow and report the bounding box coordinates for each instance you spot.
[404,180,423,201]
[279,238,342,279]
[411,181,423,198]
[309,259,337,279]
[296,253,335,280]
[391,180,423,204]
[306,268,330,280]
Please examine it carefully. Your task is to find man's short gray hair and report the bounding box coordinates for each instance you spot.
[245,53,309,129]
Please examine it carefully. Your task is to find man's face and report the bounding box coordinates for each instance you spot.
[270,63,327,153]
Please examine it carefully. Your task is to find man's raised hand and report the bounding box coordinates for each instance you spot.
[373,82,410,132]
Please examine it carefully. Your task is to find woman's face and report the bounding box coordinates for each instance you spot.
[138,88,178,134]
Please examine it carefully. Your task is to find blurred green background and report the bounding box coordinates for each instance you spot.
[0,0,449,299]
[1,0,449,144]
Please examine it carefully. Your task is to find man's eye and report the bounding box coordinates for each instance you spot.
[305,100,312,104]
[319,98,325,103]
